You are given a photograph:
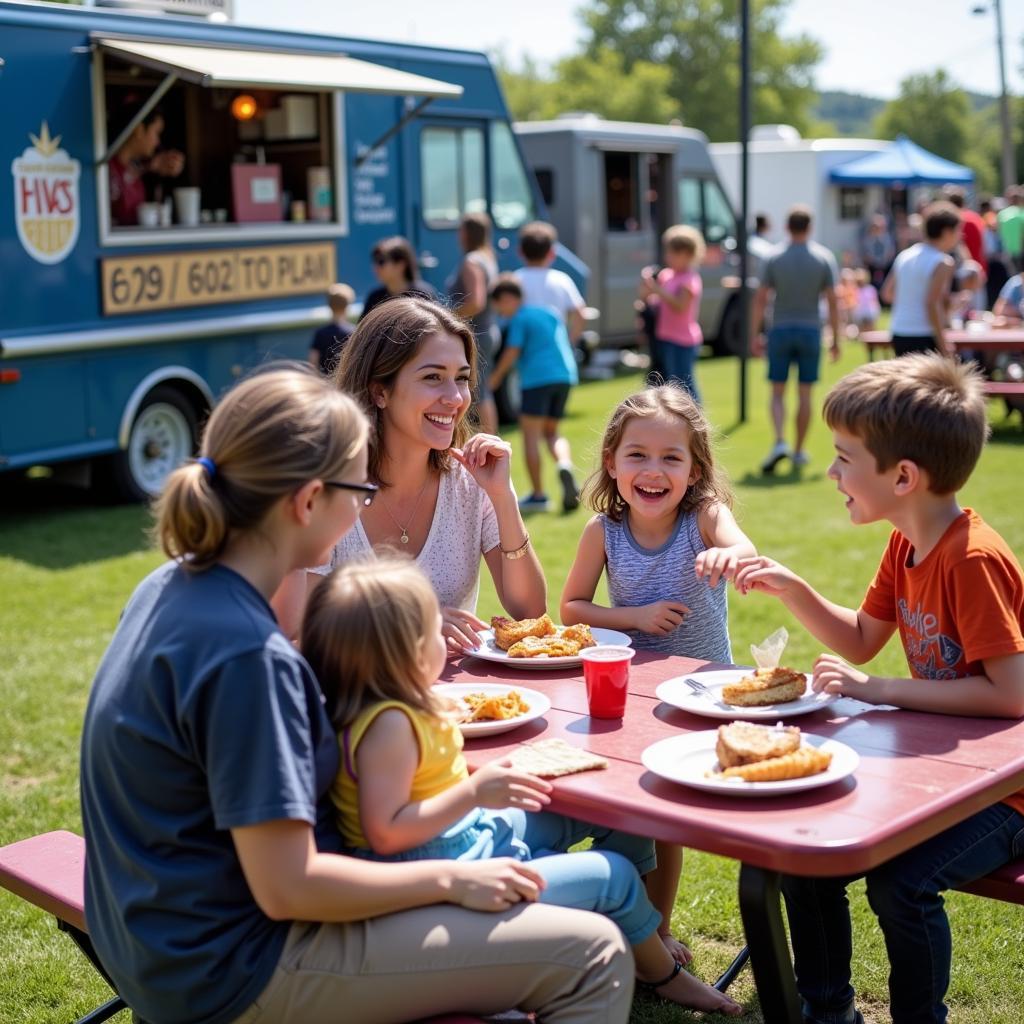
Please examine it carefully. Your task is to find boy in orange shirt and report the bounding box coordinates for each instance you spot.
[735,352,1024,1024]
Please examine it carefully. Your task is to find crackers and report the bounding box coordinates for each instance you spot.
[506,739,608,778]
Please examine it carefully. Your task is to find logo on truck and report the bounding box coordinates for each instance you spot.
[11,122,81,265]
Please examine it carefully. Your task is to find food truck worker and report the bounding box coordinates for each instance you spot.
[109,106,185,227]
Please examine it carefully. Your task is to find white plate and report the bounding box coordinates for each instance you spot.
[656,668,837,720]
[464,627,633,670]
[641,730,859,797]
[434,683,552,737]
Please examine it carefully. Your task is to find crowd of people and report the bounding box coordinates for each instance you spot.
[76,186,1024,1024]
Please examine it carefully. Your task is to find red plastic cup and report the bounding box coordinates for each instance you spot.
[581,645,636,719]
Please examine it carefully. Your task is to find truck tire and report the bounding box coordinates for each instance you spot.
[712,298,745,357]
[104,386,199,502]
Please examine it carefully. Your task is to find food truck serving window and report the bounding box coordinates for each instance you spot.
[92,37,461,244]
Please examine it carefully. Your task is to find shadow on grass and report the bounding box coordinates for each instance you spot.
[735,467,825,489]
[987,419,1024,446]
[0,475,153,569]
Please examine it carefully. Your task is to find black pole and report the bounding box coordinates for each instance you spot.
[737,0,751,423]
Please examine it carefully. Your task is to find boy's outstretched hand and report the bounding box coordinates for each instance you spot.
[812,653,873,696]
[733,555,802,597]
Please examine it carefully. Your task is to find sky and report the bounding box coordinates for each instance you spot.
[236,0,1024,100]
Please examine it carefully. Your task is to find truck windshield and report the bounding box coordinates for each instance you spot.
[489,122,534,229]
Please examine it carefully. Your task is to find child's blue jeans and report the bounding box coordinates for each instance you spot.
[352,807,661,946]
[781,801,1024,1024]
[656,339,701,405]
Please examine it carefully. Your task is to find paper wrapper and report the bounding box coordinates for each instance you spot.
[750,627,789,670]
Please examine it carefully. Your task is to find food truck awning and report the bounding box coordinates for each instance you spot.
[95,37,464,97]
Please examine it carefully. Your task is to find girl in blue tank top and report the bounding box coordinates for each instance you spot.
[561,383,756,959]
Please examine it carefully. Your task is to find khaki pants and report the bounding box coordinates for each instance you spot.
[232,902,634,1024]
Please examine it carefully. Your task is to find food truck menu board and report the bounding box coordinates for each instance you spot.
[101,242,336,315]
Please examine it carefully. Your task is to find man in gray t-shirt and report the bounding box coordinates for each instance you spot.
[752,205,840,473]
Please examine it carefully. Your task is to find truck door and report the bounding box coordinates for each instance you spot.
[600,150,658,342]
[408,117,489,291]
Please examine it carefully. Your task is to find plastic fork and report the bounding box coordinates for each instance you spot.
[682,676,713,697]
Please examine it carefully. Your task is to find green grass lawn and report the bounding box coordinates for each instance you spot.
[2,347,1022,1023]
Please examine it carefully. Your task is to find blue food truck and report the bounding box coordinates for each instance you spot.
[0,1,586,498]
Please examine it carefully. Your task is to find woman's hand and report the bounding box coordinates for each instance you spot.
[443,606,488,652]
[451,434,513,499]
[445,858,546,911]
[469,758,552,812]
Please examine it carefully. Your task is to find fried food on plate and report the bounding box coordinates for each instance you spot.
[715,721,801,768]
[721,666,807,707]
[490,614,556,650]
[508,635,583,659]
[717,744,832,782]
[462,690,530,722]
[560,624,596,649]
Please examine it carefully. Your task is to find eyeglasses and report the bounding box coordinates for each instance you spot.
[325,480,379,507]
[373,254,400,266]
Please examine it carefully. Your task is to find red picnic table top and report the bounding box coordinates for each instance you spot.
[860,328,1024,351]
[444,649,1024,1022]
[443,649,1024,878]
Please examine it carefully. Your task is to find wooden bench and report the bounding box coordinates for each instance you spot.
[0,830,493,1024]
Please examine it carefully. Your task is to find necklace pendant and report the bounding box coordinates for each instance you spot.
[400,530,410,544]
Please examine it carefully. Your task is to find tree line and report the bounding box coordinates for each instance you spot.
[497,0,1023,196]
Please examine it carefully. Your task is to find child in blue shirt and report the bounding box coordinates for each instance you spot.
[489,274,581,513]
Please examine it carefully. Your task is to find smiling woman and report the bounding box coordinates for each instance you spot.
[272,297,546,650]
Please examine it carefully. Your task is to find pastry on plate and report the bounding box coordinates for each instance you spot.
[560,623,596,649]
[491,614,556,650]
[721,666,807,707]
[508,635,583,659]
[715,721,801,768]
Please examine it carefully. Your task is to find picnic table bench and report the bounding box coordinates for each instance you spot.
[0,830,497,1024]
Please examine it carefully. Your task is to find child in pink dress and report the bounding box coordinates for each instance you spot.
[641,226,706,403]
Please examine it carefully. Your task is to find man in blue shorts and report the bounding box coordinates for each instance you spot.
[489,274,580,512]
[752,205,840,473]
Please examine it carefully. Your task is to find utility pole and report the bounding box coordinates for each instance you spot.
[975,0,1015,193]
[737,0,751,423]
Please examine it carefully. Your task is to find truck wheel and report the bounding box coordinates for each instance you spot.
[107,386,199,502]
[713,299,745,357]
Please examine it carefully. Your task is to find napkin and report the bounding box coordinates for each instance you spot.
[750,627,789,670]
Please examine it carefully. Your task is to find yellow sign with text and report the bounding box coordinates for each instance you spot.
[101,242,336,315]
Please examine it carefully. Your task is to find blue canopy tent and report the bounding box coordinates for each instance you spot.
[830,136,974,186]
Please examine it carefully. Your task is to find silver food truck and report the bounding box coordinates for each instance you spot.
[515,114,744,354]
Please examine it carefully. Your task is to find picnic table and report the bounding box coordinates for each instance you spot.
[859,327,1024,352]
[442,650,1024,1024]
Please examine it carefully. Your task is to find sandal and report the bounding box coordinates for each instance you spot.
[637,958,684,994]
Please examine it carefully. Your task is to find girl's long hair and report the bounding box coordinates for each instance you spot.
[155,363,367,570]
[301,555,449,729]
[335,296,477,485]
[582,383,733,522]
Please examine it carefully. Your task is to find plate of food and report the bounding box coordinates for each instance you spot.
[641,722,859,797]
[465,614,632,669]
[656,666,837,720]
[435,683,552,737]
